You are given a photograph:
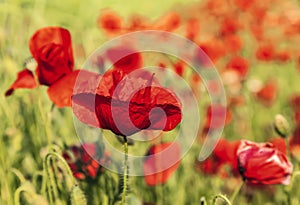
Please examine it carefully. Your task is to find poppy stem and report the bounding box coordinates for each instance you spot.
[212,194,231,205]
[42,152,77,205]
[32,72,52,147]
[121,136,129,205]
[285,137,290,159]
[230,181,244,204]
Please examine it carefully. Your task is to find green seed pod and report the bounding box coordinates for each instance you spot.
[274,114,290,138]
[70,184,87,205]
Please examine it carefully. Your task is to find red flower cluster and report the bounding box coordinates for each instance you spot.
[63,143,110,180]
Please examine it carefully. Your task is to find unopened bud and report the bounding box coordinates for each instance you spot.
[274,114,290,138]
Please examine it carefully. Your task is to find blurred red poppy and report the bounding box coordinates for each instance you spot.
[256,44,275,61]
[223,34,243,53]
[173,61,186,77]
[6,27,77,108]
[72,69,182,136]
[153,12,181,32]
[220,18,241,36]
[63,143,109,180]
[185,18,200,40]
[196,139,240,175]
[237,140,293,185]
[105,46,143,74]
[226,56,249,78]
[199,38,225,63]
[98,10,123,35]
[143,142,181,186]
[275,51,291,63]
[255,80,278,106]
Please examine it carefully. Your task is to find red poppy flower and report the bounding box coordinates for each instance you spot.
[6,27,77,108]
[226,56,249,78]
[72,69,182,136]
[196,139,240,175]
[98,10,123,35]
[256,44,275,61]
[237,140,293,185]
[143,142,181,186]
[63,143,109,180]
[29,27,74,85]
[255,80,278,106]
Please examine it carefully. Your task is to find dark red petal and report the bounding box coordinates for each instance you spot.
[29,27,74,85]
[5,69,37,96]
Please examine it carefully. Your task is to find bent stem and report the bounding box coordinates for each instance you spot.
[14,185,36,205]
[121,136,129,205]
[212,194,231,205]
[42,152,77,205]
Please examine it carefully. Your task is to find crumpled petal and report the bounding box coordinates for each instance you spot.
[237,140,293,185]
[72,69,182,136]
[5,69,37,96]
[29,26,74,85]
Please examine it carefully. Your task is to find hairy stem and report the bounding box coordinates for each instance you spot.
[121,136,128,205]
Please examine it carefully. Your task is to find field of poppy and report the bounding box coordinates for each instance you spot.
[1,0,300,204]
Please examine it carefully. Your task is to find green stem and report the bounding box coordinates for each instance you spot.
[43,152,77,204]
[32,72,52,147]
[212,194,231,205]
[121,136,128,205]
[14,185,35,205]
[230,181,244,204]
[286,137,290,160]
[8,168,26,183]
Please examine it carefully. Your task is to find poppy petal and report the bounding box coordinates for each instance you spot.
[29,27,74,85]
[5,69,37,96]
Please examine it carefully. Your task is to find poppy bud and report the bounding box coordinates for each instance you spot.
[274,114,290,138]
